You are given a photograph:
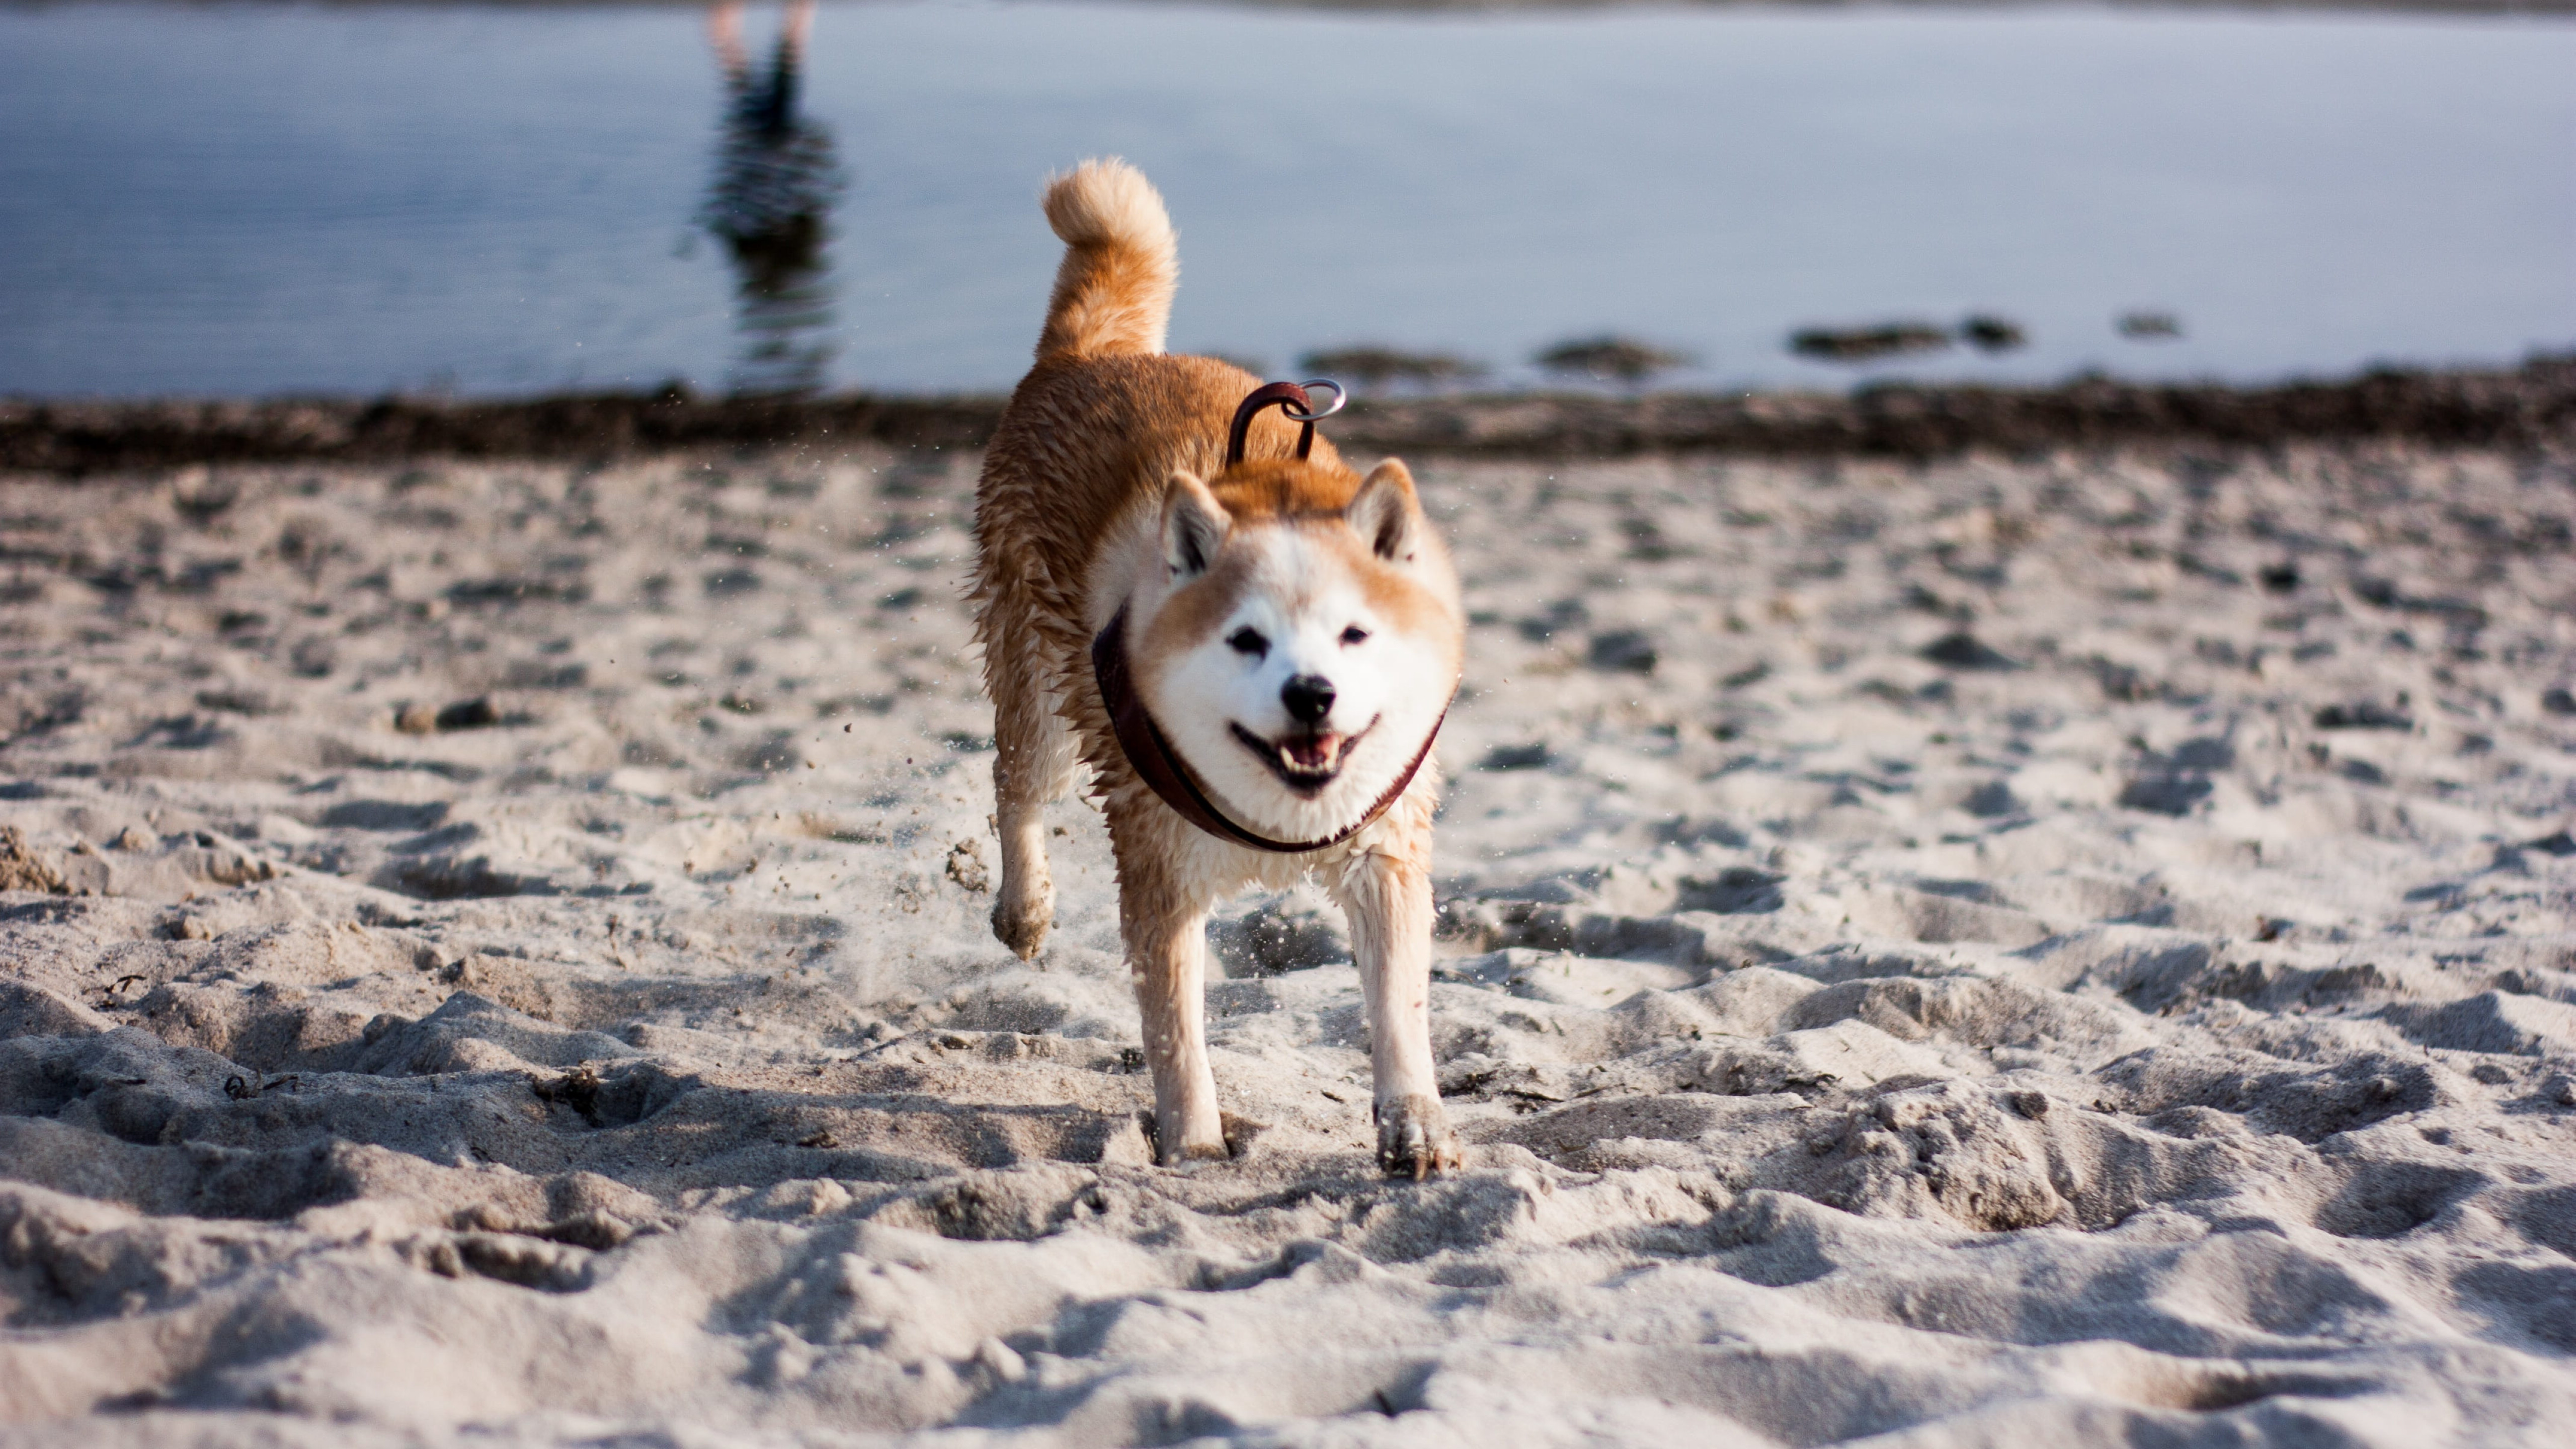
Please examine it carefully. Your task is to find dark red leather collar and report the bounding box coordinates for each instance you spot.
[1091,604,1447,854]
[1228,381,1323,466]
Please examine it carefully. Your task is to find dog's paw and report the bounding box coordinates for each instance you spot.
[990,887,1053,959]
[1374,1093,1463,1180]
[1164,1138,1232,1167]
[1140,1108,1232,1167]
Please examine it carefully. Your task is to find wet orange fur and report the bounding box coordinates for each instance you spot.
[1201,457,1361,518]
[968,160,1465,1176]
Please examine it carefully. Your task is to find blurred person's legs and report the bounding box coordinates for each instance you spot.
[700,0,840,396]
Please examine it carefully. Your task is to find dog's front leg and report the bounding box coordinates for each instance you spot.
[1112,829,1229,1164]
[986,662,1073,959]
[990,753,1055,959]
[1331,835,1463,1178]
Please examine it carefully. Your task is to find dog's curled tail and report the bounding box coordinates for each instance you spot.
[1035,158,1178,362]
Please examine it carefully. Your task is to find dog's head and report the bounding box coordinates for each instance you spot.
[1131,456,1462,840]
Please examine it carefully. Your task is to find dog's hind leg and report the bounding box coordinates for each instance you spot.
[1109,812,1229,1164]
[1327,815,1463,1179]
[984,609,1079,958]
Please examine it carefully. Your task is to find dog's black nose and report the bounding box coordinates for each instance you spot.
[1281,674,1335,726]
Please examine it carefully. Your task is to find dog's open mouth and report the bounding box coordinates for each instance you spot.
[1231,720,1376,798]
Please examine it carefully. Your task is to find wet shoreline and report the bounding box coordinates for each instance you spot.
[5,356,2569,474]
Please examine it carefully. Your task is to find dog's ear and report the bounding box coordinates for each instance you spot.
[1346,460,1422,564]
[1160,470,1232,579]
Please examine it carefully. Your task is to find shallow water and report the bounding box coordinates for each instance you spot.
[1,1,2570,398]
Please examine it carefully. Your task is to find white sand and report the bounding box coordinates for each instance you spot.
[2,440,2573,1445]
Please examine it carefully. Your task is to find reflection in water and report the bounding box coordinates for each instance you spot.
[700,0,843,396]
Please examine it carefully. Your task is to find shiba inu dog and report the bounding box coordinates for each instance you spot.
[970,159,1466,1177]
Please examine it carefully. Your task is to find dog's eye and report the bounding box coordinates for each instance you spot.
[1227,627,1268,658]
[1340,626,1370,646]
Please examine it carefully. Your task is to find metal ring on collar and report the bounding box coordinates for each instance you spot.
[1280,379,1346,423]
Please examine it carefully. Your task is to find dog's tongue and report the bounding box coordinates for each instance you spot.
[1283,733,1342,770]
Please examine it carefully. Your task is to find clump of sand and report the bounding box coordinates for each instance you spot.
[2,438,2573,1445]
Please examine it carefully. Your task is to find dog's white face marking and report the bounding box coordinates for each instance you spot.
[1143,521,1456,840]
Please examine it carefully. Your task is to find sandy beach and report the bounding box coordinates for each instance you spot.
[3,421,2574,1444]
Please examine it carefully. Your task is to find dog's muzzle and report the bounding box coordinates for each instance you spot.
[1230,721,1377,798]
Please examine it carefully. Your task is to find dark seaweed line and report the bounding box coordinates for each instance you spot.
[4,356,2570,474]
